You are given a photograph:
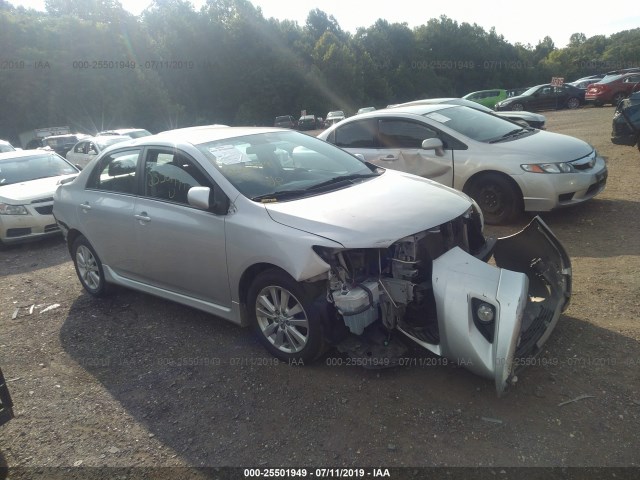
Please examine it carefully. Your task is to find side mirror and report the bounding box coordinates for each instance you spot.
[188,185,230,215]
[353,153,365,162]
[421,138,445,157]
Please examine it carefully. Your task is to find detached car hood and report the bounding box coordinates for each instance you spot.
[491,130,593,162]
[0,175,77,203]
[264,170,473,248]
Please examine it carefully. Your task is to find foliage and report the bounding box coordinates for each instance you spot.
[1,2,639,145]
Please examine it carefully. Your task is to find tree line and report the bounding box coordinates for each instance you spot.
[1,0,639,145]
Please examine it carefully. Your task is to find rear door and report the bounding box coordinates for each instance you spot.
[77,148,142,276]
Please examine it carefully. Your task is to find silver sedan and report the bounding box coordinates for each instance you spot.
[53,127,571,394]
[318,104,607,224]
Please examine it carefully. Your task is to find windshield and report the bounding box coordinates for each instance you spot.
[599,74,624,84]
[197,131,378,201]
[0,143,15,153]
[0,153,78,186]
[423,106,534,143]
[520,85,544,97]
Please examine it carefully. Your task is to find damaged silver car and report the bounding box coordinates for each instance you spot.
[53,127,571,395]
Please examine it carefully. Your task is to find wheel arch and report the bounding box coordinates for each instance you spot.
[237,263,292,326]
[66,228,84,255]
[462,170,525,204]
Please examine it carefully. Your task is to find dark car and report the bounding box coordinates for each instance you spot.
[297,115,318,131]
[585,73,640,107]
[0,366,14,427]
[274,115,296,129]
[41,134,88,157]
[495,84,584,112]
[611,91,640,151]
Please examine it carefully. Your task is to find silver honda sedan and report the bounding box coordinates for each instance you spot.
[317,104,607,224]
[53,126,571,394]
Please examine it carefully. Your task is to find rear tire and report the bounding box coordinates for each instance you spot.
[72,236,109,297]
[567,97,580,109]
[468,173,521,225]
[612,93,625,106]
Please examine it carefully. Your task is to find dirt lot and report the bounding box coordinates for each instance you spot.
[1,106,639,476]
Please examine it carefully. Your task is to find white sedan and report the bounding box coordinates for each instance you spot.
[66,135,132,168]
[318,104,607,224]
[0,150,79,244]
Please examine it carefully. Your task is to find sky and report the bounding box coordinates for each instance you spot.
[7,0,640,48]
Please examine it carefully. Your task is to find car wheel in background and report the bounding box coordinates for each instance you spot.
[72,235,109,297]
[511,103,524,111]
[248,269,325,362]
[612,93,625,106]
[567,97,580,109]
[467,173,521,225]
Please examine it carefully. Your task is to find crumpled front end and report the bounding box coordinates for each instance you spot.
[316,211,571,395]
[427,216,571,394]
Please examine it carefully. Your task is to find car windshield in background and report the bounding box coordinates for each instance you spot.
[423,106,536,143]
[197,131,377,201]
[0,153,77,185]
[599,74,624,83]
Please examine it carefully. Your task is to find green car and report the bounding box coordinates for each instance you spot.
[462,89,508,109]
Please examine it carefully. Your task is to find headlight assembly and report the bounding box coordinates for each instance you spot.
[0,203,29,215]
[521,162,575,173]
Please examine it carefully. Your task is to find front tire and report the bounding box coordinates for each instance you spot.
[72,236,109,297]
[468,173,521,225]
[511,103,524,111]
[248,269,325,362]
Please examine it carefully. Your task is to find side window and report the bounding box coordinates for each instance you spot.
[88,143,98,155]
[334,119,377,148]
[73,142,85,154]
[144,149,212,205]
[87,149,140,194]
[378,119,437,149]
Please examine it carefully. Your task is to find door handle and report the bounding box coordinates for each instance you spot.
[381,155,398,161]
[80,202,91,211]
[134,213,151,223]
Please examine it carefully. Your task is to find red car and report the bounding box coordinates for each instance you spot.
[585,72,640,106]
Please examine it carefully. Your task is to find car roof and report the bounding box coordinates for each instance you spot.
[368,103,458,116]
[142,125,288,146]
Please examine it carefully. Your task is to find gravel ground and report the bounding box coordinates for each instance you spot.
[1,106,639,477]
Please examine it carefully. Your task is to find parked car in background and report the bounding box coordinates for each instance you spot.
[0,150,79,245]
[568,74,605,91]
[396,98,546,129]
[611,91,640,151]
[495,84,585,111]
[98,128,152,138]
[585,73,640,106]
[0,140,16,153]
[357,107,376,114]
[0,366,13,427]
[52,125,571,395]
[319,104,606,225]
[297,114,319,131]
[274,115,296,129]
[66,135,133,168]
[41,133,88,157]
[325,110,346,126]
[462,89,508,108]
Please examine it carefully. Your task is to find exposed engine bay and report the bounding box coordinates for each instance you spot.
[316,210,571,394]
